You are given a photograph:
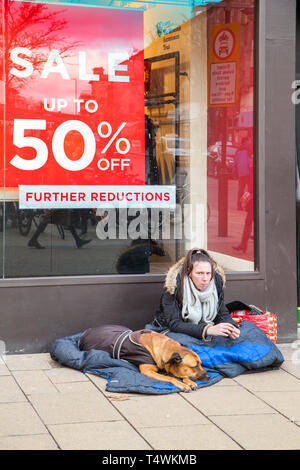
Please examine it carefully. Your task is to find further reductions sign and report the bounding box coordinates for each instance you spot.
[4,1,174,208]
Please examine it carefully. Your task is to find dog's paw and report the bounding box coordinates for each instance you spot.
[182,379,198,391]
[175,382,191,392]
[180,383,194,392]
[181,387,192,393]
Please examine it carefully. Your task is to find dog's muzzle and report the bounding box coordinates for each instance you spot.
[195,372,210,383]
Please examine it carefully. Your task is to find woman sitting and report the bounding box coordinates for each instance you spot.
[152,248,240,341]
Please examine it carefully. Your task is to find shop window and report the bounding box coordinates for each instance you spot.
[0,0,255,278]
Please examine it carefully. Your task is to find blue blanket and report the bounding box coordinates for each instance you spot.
[50,321,284,394]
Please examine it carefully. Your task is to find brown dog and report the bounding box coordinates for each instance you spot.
[139,330,209,391]
[79,325,209,392]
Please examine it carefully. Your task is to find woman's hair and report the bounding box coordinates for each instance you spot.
[180,248,216,300]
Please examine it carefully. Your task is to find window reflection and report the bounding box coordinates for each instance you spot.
[207,2,255,269]
[0,0,255,278]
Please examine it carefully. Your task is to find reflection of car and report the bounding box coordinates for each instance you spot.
[207,142,237,178]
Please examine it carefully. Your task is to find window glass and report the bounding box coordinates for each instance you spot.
[0,0,3,278]
[206,3,255,271]
[1,0,255,277]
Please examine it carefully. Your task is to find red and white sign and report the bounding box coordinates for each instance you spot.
[4,1,152,207]
[210,62,237,105]
[19,185,176,209]
[208,23,240,107]
[213,28,235,60]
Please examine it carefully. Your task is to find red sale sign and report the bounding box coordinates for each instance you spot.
[4,1,145,191]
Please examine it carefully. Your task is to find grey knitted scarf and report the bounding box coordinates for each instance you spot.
[182,277,218,324]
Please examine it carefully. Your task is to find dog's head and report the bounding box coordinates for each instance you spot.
[164,349,209,383]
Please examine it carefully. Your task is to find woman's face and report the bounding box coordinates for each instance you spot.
[189,261,212,291]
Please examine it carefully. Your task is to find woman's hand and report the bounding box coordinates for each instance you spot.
[206,323,240,339]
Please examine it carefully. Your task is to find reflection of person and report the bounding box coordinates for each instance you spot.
[28,210,91,249]
[116,239,165,274]
[233,176,253,253]
[152,248,240,341]
[232,137,252,210]
[77,209,98,236]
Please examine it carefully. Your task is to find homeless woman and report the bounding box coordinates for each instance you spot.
[152,248,240,341]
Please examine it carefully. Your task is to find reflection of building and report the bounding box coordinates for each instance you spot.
[88,67,109,112]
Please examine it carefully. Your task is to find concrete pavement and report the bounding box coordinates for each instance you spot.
[0,340,300,451]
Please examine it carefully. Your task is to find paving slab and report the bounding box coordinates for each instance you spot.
[5,353,54,371]
[85,372,109,394]
[277,344,296,360]
[0,402,47,436]
[183,385,274,416]
[234,368,300,392]
[281,360,300,379]
[111,394,210,428]
[0,376,26,403]
[28,390,123,425]
[12,370,58,395]
[0,434,58,450]
[0,359,10,376]
[256,390,300,421]
[211,414,300,450]
[48,421,151,450]
[138,424,242,450]
[45,367,89,384]
[55,380,98,393]
[214,378,238,387]
[1,348,300,450]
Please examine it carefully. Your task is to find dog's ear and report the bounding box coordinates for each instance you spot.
[166,352,182,365]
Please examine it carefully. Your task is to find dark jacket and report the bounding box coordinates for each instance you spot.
[153,258,236,340]
[79,324,156,367]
